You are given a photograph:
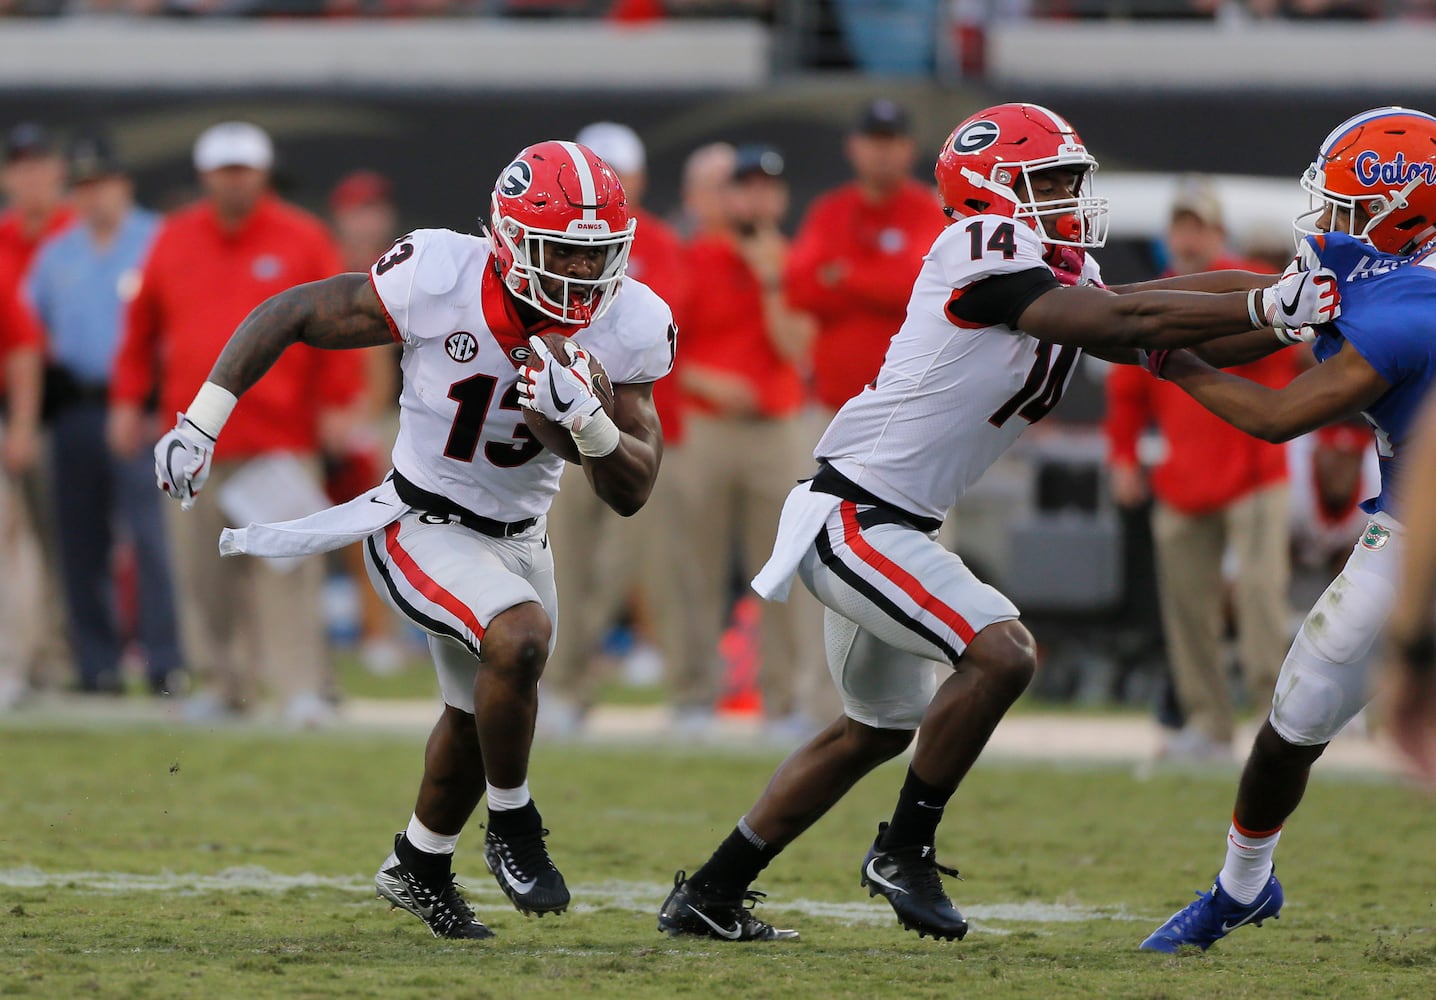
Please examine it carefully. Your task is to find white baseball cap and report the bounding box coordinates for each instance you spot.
[193,121,274,173]
[575,122,645,177]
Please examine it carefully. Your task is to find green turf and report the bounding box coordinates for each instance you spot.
[1,725,1432,999]
[330,650,440,701]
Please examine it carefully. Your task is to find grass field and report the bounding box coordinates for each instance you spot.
[2,721,1433,999]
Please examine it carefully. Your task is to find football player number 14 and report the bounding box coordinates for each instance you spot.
[988,342,1079,428]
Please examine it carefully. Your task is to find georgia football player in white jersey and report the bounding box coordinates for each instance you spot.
[658,103,1343,944]
[152,140,674,940]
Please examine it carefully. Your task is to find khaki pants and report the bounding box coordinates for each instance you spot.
[165,458,328,710]
[674,411,832,721]
[1152,484,1291,742]
[0,441,72,691]
[545,445,707,709]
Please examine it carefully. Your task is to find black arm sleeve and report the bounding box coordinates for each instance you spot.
[948,267,1061,329]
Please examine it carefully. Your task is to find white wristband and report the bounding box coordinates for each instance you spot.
[571,409,621,458]
[184,381,238,440]
[1247,288,1267,330]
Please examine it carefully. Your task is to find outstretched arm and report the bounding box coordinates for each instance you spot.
[1190,329,1295,369]
[1015,283,1257,351]
[1111,271,1301,367]
[583,381,663,517]
[155,273,394,507]
[1012,258,1336,352]
[1107,269,1272,295]
[1157,341,1388,443]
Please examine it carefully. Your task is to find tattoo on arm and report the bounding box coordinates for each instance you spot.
[208,274,395,395]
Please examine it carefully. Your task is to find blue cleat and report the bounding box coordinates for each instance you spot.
[1140,871,1283,953]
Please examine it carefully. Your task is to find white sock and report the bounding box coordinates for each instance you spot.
[486,781,532,811]
[405,814,459,856]
[1218,820,1281,904]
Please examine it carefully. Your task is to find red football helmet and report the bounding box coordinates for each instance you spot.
[935,103,1108,248]
[489,140,636,324]
[1297,106,1436,254]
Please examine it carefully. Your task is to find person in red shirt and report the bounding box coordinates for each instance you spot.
[674,142,824,739]
[0,122,75,705]
[784,99,946,414]
[109,121,360,725]
[1105,176,1296,759]
[539,121,702,735]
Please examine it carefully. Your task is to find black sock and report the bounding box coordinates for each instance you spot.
[880,766,954,850]
[487,799,541,836]
[396,833,453,885]
[689,819,781,899]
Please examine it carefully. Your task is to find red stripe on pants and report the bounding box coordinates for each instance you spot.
[383,521,486,643]
[838,501,976,645]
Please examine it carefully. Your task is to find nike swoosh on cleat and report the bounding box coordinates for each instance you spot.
[1220,904,1273,933]
[864,858,907,895]
[686,904,742,940]
[498,861,537,895]
[1279,274,1308,317]
[369,496,393,505]
[377,873,434,920]
[546,366,574,413]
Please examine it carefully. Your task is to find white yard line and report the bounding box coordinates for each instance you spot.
[0,867,1145,931]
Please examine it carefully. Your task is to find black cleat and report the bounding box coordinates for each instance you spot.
[860,822,968,941]
[657,870,800,941]
[374,835,493,939]
[484,823,570,916]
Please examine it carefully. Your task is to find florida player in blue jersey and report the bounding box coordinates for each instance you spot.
[1137,107,1436,952]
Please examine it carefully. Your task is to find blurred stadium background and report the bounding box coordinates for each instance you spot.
[4,9,1436,997]
[6,2,1436,724]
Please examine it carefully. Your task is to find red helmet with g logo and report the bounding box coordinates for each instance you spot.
[1297,106,1436,254]
[489,140,636,325]
[935,103,1108,249]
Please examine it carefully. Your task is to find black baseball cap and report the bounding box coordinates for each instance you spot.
[855,99,910,137]
[733,143,785,181]
[4,122,56,164]
[69,131,124,184]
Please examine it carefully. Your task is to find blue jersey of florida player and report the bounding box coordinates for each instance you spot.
[1308,231,1436,517]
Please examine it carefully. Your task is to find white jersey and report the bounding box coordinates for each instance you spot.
[816,216,1100,522]
[371,228,674,521]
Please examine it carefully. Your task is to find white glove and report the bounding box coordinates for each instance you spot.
[1274,324,1319,346]
[154,414,216,511]
[1255,239,1341,330]
[516,335,604,429]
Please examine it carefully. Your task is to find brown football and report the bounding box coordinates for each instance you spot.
[522,332,617,465]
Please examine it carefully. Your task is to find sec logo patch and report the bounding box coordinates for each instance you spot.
[445,331,478,363]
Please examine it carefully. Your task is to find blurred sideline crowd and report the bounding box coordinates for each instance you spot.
[0,0,1414,20]
[0,106,1380,758]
